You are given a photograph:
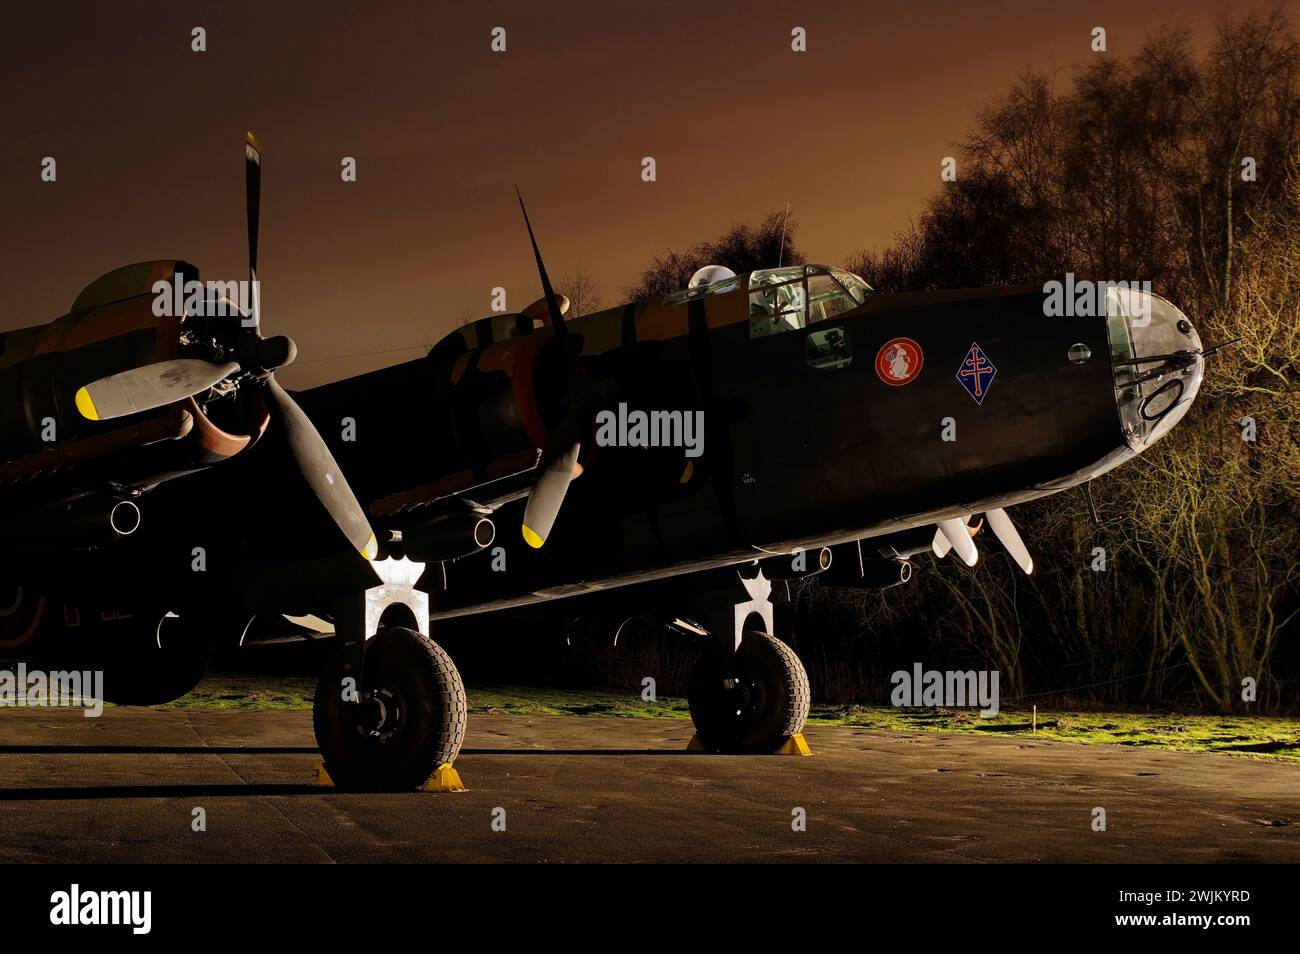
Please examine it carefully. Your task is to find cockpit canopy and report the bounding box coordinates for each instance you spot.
[662,264,872,338]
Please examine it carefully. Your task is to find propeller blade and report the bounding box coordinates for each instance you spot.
[263,377,377,561]
[522,440,581,549]
[938,517,978,567]
[75,359,240,421]
[241,134,371,561]
[933,514,976,559]
[986,507,1033,574]
[514,188,588,547]
[515,188,566,337]
[245,131,262,328]
[932,526,953,558]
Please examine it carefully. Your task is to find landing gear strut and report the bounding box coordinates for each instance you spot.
[312,558,467,791]
[681,566,810,753]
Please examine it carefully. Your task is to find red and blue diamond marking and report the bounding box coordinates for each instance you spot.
[957,342,997,405]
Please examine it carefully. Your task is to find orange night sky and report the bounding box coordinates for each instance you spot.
[3,0,1294,387]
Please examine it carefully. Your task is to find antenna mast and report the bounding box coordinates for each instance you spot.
[777,203,791,267]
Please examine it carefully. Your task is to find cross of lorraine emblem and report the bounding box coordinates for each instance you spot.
[957,341,997,405]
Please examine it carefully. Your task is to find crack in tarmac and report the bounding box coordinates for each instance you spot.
[181,712,337,864]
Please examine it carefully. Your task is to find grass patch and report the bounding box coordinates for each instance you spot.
[469,686,691,720]
[153,676,317,710]
[157,675,1300,761]
[809,704,1300,761]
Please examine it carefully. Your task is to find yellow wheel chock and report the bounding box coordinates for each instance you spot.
[684,732,812,755]
[776,733,813,756]
[308,761,466,792]
[419,763,466,792]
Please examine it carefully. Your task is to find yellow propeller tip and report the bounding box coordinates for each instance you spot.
[679,459,694,484]
[74,387,99,421]
[245,130,261,150]
[360,534,378,561]
[521,525,544,549]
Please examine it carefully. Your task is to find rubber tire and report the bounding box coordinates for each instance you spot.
[99,644,210,706]
[89,614,210,706]
[313,626,467,791]
[688,631,810,753]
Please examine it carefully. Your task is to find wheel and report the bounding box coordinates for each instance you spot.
[313,626,467,791]
[688,631,810,753]
[83,612,210,706]
[0,585,46,651]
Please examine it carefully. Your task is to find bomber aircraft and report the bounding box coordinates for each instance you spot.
[0,135,1208,789]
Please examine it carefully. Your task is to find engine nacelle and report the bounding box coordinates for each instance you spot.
[824,557,913,589]
[11,492,141,549]
[760,546,832,580]
[857,558,913,588]
[398,512,496,563]
[0,261,267,488]
[448,333,563,463]
[822,540,913,589]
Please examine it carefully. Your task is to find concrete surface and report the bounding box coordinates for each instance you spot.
[0,708,1296,863]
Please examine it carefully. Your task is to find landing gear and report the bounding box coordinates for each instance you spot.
[688,630,810,753]
[35,607,211,706]
[311,557,468,791]
[678,565,811,753]
[97,612,211,706]
[0,585,45,651]
[313,625,466,791]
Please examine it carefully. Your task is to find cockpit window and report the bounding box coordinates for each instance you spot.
[749,265,870,339]
[748,266,805,289]
[806,274,854,322]
[831,268,872,304]
[748,276,806,337]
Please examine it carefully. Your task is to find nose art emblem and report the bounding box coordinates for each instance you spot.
[875,337,924,386]
[957,341,997,405]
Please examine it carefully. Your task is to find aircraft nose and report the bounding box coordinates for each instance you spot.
[1105,288,1204,450]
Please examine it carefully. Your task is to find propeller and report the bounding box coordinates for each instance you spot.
[516,188,585,549]
[245,131,261,328]
[935,517,979,567]
[263,376,375,559]
[985,507,1033,574]
[75,359,239,421]
[931,509,1033,574]
[75,132,377,561]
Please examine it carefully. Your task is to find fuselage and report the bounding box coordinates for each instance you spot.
[297,265,1205,618]
[0,264,1205,625]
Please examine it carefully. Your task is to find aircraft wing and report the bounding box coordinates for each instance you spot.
[368,447,541,525]
[0,407,193,492]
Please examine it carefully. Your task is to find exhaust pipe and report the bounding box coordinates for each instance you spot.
[109,499,141,537]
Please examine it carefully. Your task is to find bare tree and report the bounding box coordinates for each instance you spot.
[829,9,1300,711]
[624,211,805,300]
[558,265,604,318]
